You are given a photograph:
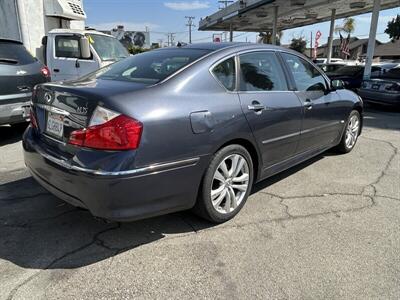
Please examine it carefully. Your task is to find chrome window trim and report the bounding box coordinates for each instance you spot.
[0,92,32,100]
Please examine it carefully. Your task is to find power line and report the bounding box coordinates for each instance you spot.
[185,16,196,44]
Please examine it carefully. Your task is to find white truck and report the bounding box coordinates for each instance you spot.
[0,0,129,81]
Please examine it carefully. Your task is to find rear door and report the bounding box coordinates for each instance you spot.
[281,52,343,153]
[237,51,303,169]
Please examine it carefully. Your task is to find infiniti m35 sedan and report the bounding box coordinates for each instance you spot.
[23,43,363,223]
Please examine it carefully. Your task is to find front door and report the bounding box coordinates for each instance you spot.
[281,53,343,153]
[50,35,81,81]
[237,51,303,170]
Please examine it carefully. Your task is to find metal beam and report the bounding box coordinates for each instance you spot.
[326,9,336,63]
[272,5,278,45]
[364,0,381,80]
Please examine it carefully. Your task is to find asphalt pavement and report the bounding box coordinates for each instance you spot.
[0,107,399,300]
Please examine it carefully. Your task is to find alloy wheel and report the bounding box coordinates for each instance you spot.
[211,154,250,214]
[345,114,360,149]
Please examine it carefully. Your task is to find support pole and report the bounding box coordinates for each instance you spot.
[327,8,336,63]
[229,23,233,42]
[364,0,380,80]
[272,6,278,45]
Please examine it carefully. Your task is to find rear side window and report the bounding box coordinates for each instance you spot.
[0,41,36,65]
[212,57,236,91]
[55,36,81,58]
[239,51,288,91]
[89,49,210,84]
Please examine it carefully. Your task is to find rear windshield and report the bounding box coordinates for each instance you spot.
[88,48,210,84]
[0,41,36,65]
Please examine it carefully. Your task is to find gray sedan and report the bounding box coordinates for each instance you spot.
[23,43,363,223]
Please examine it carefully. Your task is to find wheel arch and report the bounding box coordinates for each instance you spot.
[214,138,262,182]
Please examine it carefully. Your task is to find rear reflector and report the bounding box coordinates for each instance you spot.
[68,108,142,150]
[41,66,50,78]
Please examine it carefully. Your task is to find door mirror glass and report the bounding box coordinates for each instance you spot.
[80,37,91,59]
[332,79,345,90]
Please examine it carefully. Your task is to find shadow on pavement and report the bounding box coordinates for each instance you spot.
[363,106,400,131]
[0,148,330,271]
[0,124,28,146]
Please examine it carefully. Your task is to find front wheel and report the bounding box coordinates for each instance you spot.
[336,110,361,153]
[194,145,254,223]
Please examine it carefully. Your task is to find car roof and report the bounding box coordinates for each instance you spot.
[157,42,295,54]
[0,38,23,44]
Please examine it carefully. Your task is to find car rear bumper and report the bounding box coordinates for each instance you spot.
[358,90,400,107]
[0,93,31,125]
[23,127,207,222]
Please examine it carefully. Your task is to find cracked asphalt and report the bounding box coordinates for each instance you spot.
[1,107,399,300]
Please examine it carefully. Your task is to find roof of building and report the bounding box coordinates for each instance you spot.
[199,0,400,32]
[374,39,400,57]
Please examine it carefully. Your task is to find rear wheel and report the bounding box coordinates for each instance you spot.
[194,145,254,223]
[336,110,361,153]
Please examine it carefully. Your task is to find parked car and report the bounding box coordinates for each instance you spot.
[359,65,400,108]
[314,58,343,64]
[325,64,395,91]
[319,63,347,74]
[0,39,50,126]
[23,43,363,223]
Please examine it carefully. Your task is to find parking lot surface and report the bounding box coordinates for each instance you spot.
[1,108,399,300]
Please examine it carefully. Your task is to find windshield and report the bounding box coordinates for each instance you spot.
[88,34,129,62]
[87,49,210,84]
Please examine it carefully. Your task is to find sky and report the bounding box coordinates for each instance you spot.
[84,0,400,47]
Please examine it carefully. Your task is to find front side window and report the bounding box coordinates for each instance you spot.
[282,53,327,92]
[239,52,288,92]
[212,57,236,91]
[87,49,210,84]
[55,36,81,58]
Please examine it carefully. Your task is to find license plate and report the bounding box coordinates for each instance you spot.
[372,84,380,90]
[46,112,64,138]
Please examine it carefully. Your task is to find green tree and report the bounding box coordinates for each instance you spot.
[289,37,307,54]
[335,17,356,34]
[128,46,149,55]
[385,15,400,41]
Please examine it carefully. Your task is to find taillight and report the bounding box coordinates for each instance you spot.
[30,107,38,129]
[68,107,142,150]
[41,66,50,78]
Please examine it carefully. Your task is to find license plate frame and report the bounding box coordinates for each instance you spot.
[46,112,64,138]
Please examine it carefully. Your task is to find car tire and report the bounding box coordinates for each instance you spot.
[336,110,361,154]
[194,144,254,223]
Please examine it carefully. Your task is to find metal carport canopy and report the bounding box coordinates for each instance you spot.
[199,0,400,32]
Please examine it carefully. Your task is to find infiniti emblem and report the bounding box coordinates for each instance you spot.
[44,92,52,103]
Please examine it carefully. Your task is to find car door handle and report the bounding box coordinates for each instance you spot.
[53,69,60,73]
[248,102,267,113]
[304,99,313,110]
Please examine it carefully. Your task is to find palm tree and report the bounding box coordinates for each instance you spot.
[335,17,356,35]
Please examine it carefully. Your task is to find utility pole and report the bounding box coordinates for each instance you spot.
[218,0,233,42]
[168,33,176,46]
[185,16,195,44]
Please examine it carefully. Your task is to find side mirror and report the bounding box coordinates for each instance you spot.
[332,79,345,90]
[80,37,91,59]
